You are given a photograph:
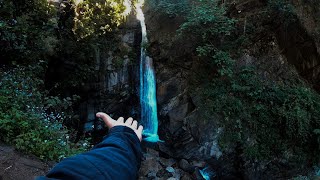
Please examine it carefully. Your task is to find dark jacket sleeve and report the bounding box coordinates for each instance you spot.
[37,126,142,180]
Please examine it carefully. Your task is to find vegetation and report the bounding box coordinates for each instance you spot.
[0,0,130,160]
[0,0,319,174]
[178,0,238,78]
[0,65,89,160]
[204,68,320,162]
[178,0,320,165]
[0,0,56,64]
[148,0,190,17]
[73,0,129,39]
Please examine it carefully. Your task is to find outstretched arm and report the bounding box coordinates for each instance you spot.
[38,113,143,180]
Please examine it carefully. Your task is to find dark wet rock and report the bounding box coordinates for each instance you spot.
[139,148,195,179]
[191,161,206,168]
[157,77,188,109]
[172,169,184,179]
[159,157,176,167]
[145,148,159,157]
[181,173,193,180]
[178,159,194,173]
[147,171,157,179]
[167,178,178,180]
[154,63,223,160]
[156,168,173,179]
[121,31,135,45]
[78,15,141,139]
[139,158,162,178]
[157,77,179,104]
[189,92,202,108]
[158,105,222,160]
[167,103,189,134]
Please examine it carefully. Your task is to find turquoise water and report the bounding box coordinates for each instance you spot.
[199,166,216,180]
[137,3,160,143]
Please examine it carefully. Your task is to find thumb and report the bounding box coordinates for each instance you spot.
[96,112,115,129]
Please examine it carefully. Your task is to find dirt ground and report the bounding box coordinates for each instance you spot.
[0,143,50,180]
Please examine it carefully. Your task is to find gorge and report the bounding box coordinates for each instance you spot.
[0,0,320,179]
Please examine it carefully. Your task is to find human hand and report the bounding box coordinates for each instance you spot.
[96,112,143,142]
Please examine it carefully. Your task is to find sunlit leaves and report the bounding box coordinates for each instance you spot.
[73,0,130,39]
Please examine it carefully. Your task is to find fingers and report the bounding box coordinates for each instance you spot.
[98,113,144,142]
[137,125,143,134]
[117,117,124,124]
[96,112,115,129]
[125,117,133,126]
[136,125,143,142]
[132,120,138,129]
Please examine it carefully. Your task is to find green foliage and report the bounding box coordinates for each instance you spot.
[0,65,89,160]
[178,0,320,164]
[201,66,320,162]
[50,0,131,90]
[73,0,128,39]
[0,0,131,161]
[178,0,236,43]
[147,0,190,17]
[197,48,234,77]
[179,0,236,78]
[0,0,57,63]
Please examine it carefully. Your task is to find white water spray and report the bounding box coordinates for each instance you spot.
[136,0,160,142]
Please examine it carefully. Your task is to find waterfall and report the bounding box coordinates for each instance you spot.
[136,1,160,142]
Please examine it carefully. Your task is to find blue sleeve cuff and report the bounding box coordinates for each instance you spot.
[105,125,141,143]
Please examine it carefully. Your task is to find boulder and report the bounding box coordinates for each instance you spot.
[178,159,194,173]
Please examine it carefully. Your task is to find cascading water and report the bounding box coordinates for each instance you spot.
[199,166,216,180]
[136,0,160,142]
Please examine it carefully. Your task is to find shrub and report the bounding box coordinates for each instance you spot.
[0,0,57,64]
[0,0,133,161]
[73,0,128,40]
[201,67,320,162]
[178,0,320,164]
[178,0,236,44]
[147,0,190,17]
[178,0,237,78]
[0,64,89,160]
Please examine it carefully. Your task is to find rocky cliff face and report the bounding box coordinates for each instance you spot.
[63,0,319,178]
[78,14,141,138]
[227,0,320,89]
[139,3,235,179]
[5,0,318,179]
[142,0,320,179]
[287,0,320,88]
